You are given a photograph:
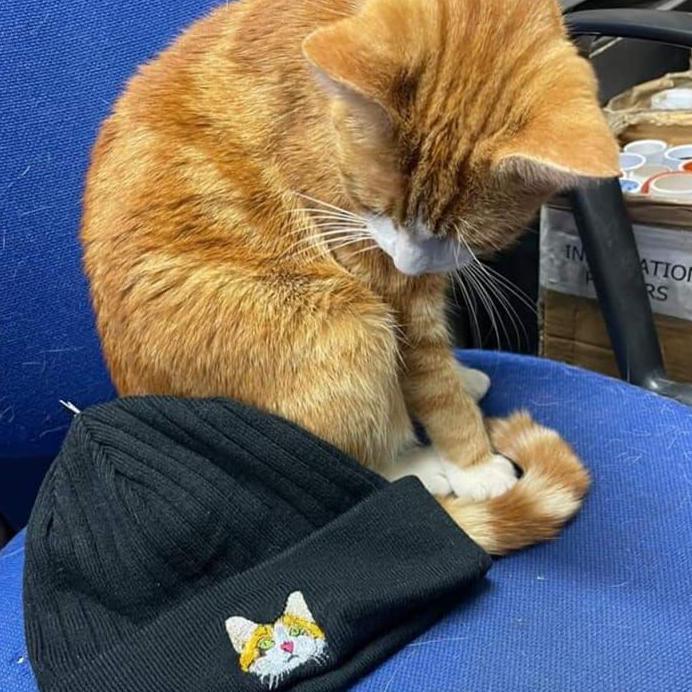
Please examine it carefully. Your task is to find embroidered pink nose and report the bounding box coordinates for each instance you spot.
[280,641,294,654]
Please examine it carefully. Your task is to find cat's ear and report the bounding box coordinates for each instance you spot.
[225,616,258,654]
[302,18,396,104]
[303,19,400,156]
[283,591,316,623]
[496,74,619,187]
[304,23,398,164]
[497,125,619,190]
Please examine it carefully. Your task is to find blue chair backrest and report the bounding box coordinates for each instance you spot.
[1,0,221,525]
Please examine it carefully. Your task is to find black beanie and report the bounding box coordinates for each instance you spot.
[24,397,491,691]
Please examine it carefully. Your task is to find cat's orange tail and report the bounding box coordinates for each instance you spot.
[439,412,591,555]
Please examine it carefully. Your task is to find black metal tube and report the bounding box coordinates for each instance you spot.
[569,180,665,388]
[566,9,692,48]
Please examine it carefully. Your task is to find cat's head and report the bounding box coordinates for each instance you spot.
[225,591,327,688]
[302,0,619,275]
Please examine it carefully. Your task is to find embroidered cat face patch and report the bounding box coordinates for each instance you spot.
[225,591,328,689]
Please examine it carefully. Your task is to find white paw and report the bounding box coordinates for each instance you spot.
[383,446,453,496]
[457,365,491,402]
[443,454,518,502]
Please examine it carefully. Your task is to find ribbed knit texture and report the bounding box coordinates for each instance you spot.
[24,397,490,691]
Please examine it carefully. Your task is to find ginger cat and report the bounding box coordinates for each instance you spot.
[82,0,617,554]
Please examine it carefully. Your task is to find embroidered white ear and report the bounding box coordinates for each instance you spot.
[225,616,258,654]
[283,591,315,622]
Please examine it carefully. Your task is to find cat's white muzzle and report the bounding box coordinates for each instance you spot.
[365,215,473,276]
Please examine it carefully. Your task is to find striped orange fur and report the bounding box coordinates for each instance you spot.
[82,0,616,554]
[440,412,591,555]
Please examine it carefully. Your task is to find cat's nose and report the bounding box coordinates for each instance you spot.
[280,641,294,654]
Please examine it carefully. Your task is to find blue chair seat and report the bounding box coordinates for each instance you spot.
[3,350,691,691]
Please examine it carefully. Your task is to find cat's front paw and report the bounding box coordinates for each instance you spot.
[443,454,518,502]
[385,446,453,496]
[457,365,491,402]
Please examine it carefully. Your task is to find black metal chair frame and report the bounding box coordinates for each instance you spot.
[567,9,692,405]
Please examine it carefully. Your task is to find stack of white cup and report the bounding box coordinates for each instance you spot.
[619,140,692,200]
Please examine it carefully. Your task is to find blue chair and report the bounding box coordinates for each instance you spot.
[2,3,691,690]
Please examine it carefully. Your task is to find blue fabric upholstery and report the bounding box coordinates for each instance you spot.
[0,0,222,526]
[2,351,691,691]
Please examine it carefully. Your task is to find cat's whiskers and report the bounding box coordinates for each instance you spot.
[287,237,367,258]
[349,243,379,258]
[449,242,482,343]
[284,209,363,225]
[284,194,372,263]
[284,205,360,218]
[461,261,507,348]
[307,221,368,233]
[291,227,371,245]
[286,229,373,259]
[451,257,526,350]
[477,262,537,315]
[451,226,486,346]
[284,234,354,252]
[283,201,372,260]
[470,263,530,348]
[308,217,366,229]
[292,227,370,241]
[285,226,369,248]
[447,273,464,317]
[322,236,374,254]
[449,225,526,349]
[461,236,534,348]
[465,262,521,348]
[293,192,366,223]
[462,258,507,348]
[451,271,483,347]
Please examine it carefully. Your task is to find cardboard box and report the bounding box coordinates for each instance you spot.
[540,200,692,382]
